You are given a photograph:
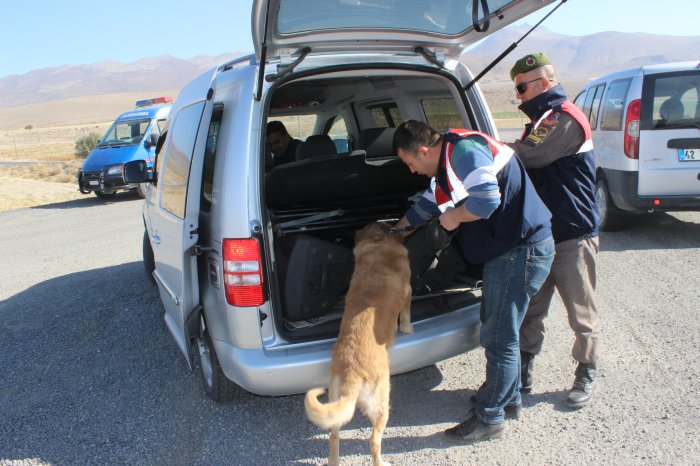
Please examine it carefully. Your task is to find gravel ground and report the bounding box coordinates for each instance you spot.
[0,196,698,465]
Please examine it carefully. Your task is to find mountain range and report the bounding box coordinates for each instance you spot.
[1,26,698,109]
[466,25,700,83]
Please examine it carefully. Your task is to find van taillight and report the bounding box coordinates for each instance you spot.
[624,99,641,159]
[222,238,264,307]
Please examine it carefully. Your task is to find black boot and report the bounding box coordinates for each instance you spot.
[444,411,504,444]
[566,362,597,408]
[520,350,535,393]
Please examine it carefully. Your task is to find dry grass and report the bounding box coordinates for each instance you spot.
[0,160,83,183]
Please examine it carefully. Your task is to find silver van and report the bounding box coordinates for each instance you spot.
[574,62,700,230]
[125,0,556,401]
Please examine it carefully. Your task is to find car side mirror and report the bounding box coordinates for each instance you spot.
[144,132,159,149]
[124,159,152,183]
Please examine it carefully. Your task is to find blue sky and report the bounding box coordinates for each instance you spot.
[0,0,697,79]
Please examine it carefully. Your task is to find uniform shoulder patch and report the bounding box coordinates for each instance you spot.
[541,112,560,126]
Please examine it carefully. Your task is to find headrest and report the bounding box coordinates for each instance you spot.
[356,127,396,158]
[296,134,337,160]
[659,98,684,122]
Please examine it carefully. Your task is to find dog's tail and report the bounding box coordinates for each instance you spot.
[304,384,359,430]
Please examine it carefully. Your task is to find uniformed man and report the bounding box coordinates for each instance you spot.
[508,52,602,408]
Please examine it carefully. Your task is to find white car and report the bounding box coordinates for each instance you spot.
[125,0,557,401]
[574,62,700,230]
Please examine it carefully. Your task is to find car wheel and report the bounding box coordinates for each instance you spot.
[195,315,240,402]
[595,178,628,231]
[94,190,116,200]
[136,183,147,198]
[142,230,155,284]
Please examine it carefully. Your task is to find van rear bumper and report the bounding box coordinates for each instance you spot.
[604,169,700,211]
[212,305,481,396]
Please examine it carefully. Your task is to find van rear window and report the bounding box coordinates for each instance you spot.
[641,70,700,131]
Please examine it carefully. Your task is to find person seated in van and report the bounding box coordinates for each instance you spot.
[266,121,301,167]
[507,52,601,409]
[392,120,554,445]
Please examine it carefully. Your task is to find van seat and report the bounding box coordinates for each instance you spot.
[296,134,337,161]
[356,127,396,158]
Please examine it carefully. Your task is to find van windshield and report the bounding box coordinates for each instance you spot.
[643,70,700,130]
[98,118,152,147]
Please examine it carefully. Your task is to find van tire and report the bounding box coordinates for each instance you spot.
[136,183,147,198]
[143,230,155,284]
[194,316,239,402]
[595,178,628,231]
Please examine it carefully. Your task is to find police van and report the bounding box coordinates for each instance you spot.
[124,0,558,401]
[78,97,172,198]
[573,62,700,230]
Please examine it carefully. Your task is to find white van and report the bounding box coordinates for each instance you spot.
[124,0,557,401]
[573,62,700,230]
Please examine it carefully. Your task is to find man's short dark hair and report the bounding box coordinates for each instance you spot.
[393,120,440,154]
[267,120,289,136]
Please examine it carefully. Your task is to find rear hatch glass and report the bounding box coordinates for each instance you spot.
[641,70,700,131]
[254,0,557,60]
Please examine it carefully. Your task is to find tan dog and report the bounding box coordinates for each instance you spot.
[305,222,413,466]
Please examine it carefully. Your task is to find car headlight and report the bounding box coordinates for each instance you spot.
[106,165,123,176]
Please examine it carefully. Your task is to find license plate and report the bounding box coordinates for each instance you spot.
[89,180,99,186]
[679,148,700,161]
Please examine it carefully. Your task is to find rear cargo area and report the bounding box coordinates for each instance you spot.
[262,70,483,341]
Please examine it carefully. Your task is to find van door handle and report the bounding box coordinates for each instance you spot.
[151,233,161,244]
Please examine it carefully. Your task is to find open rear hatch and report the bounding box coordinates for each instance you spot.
[253,0,559,340]
[253,0,558,62]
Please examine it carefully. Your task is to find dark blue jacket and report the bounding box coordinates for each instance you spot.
[513,86,600,243]
[406,131,552,264]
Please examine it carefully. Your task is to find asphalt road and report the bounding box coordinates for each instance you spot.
[1,195,699,465]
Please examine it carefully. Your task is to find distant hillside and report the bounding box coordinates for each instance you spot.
[464,25,700,84]
[1,26,699,121]
[0,53,246,108]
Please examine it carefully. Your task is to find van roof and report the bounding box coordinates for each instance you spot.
[115,104,171,122]
[641,61,700,74]
[583,61,700,88]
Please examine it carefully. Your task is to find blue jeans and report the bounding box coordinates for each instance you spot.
[473,237,554,424]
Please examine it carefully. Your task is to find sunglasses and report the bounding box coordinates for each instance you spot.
[515,77,542,95]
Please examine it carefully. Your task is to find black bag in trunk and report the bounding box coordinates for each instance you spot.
[283,235,354,322]
[404,217,469,295]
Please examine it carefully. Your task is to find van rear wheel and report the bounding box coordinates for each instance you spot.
[194,315,239,402]
[595,178,628,231]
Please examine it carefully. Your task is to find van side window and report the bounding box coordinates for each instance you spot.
[201,106,223,212]
[588,85,605,130]
[573,91,586,110]
[369,103,402,128]
[326,116,350,153]
[581,84,604,126]
[422,98,463,132]
[600,78,632,131]
[273,114,318,140]
[160,101,206,219]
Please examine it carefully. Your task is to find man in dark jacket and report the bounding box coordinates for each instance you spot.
[266,121,301,166]
[393,120,554,444]
[508,53,601,408]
